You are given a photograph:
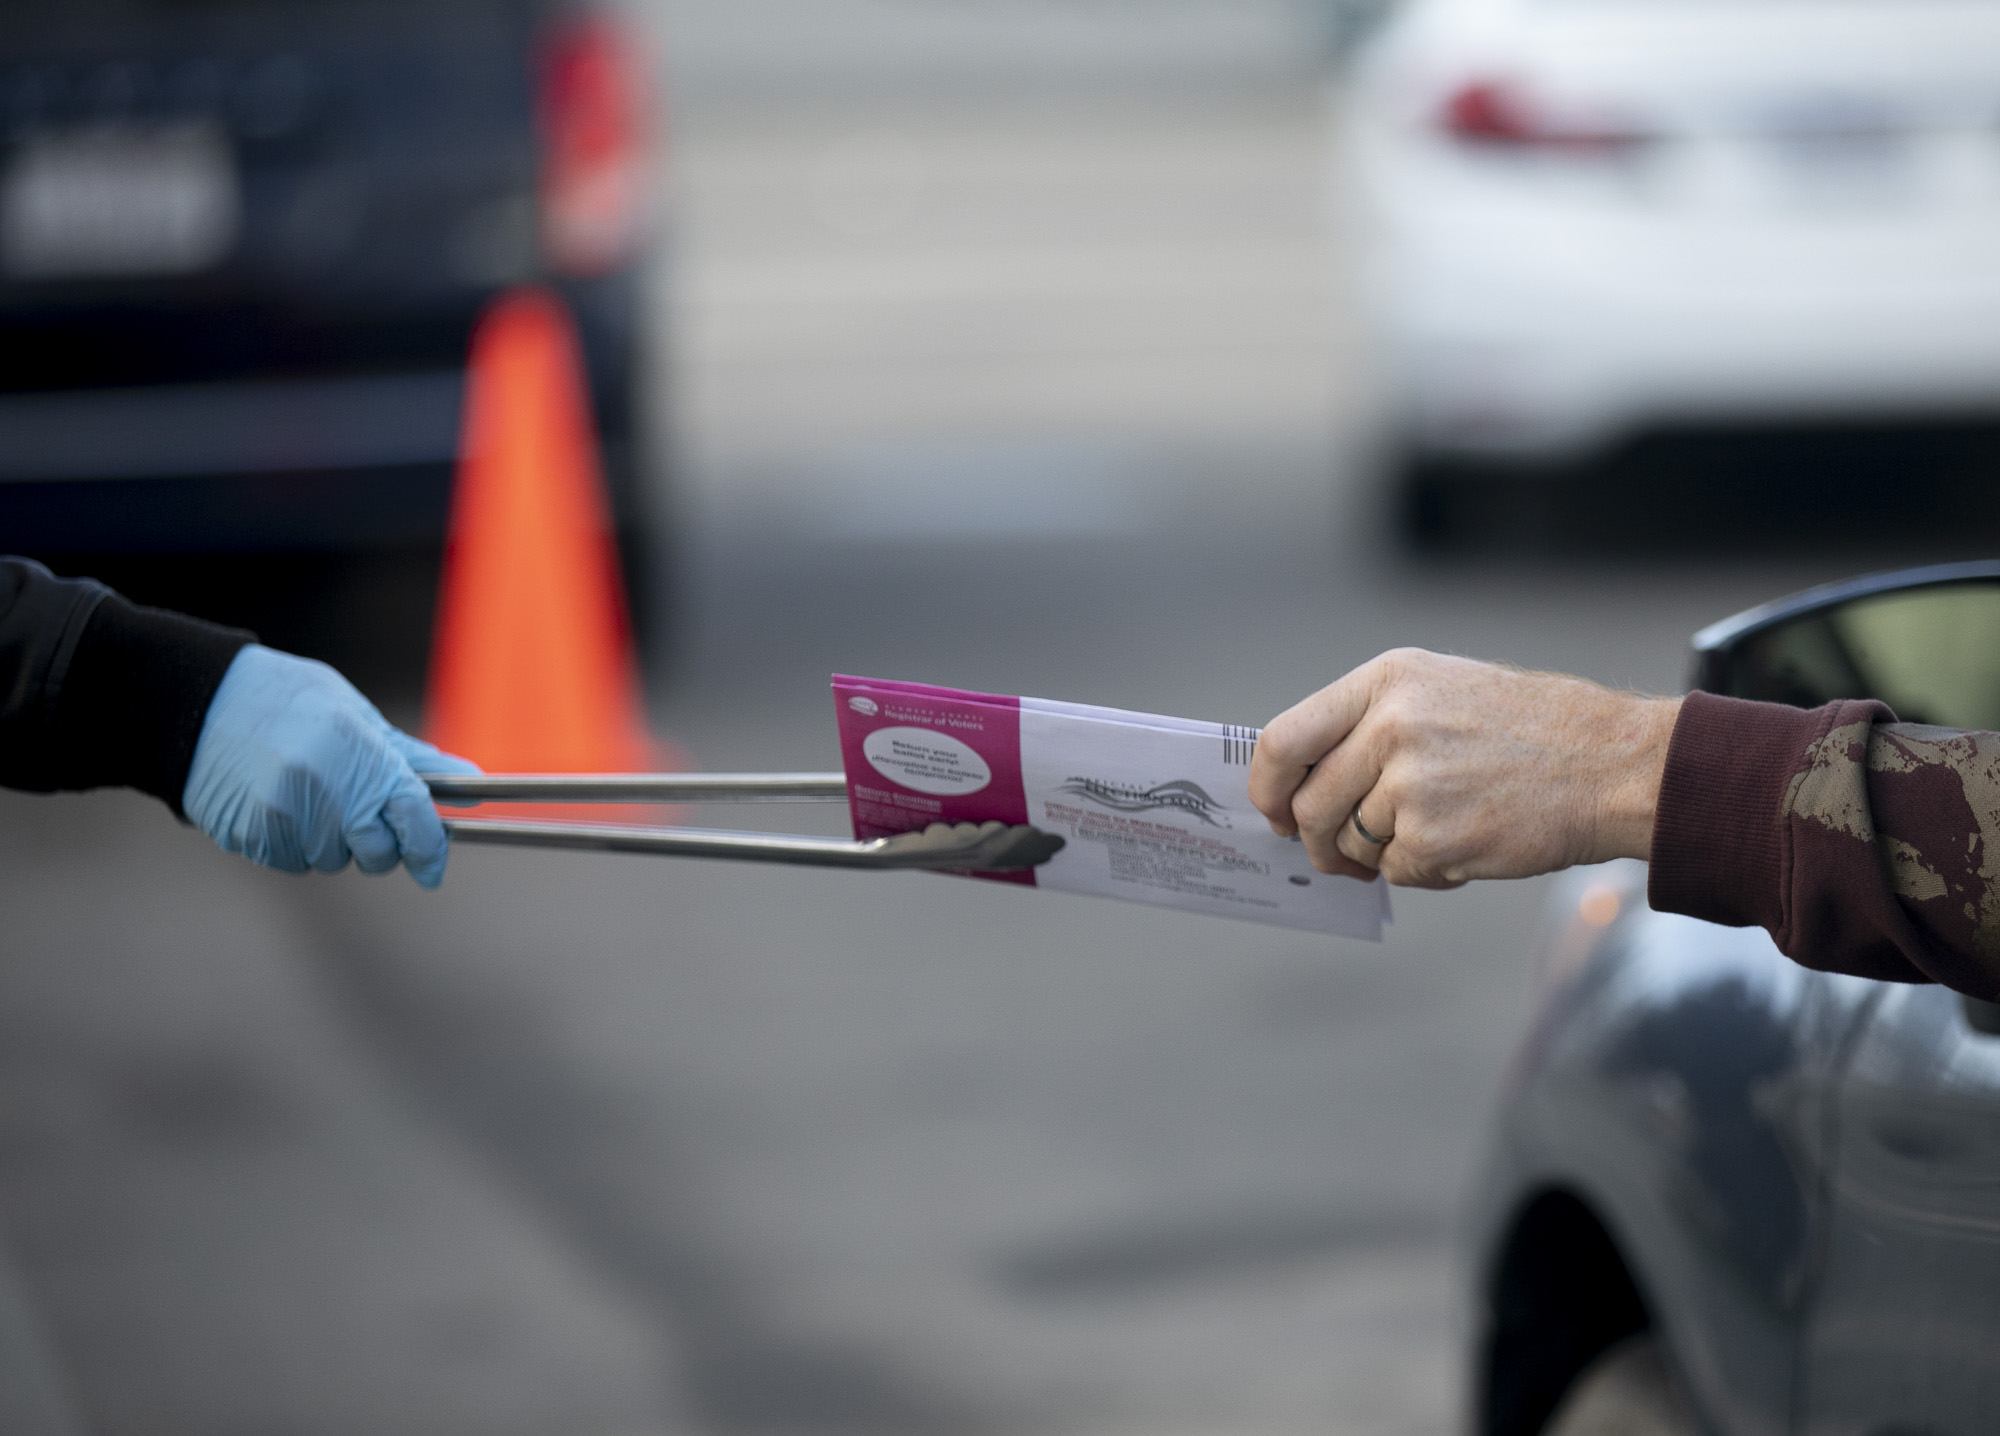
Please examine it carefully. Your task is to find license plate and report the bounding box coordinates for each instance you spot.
[0,122,240,279]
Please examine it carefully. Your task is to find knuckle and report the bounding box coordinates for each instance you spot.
[1376,646,1430,683]
[1397,837,1458,887]
[1371,696,1418,748]
[1380,850,1433,888]
[1256,720,1307,768]
[1303,835,1345,874]
[1291,785,1341,834]
[1393,828,1436,867]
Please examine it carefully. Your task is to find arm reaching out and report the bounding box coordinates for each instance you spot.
[1252,649,2000,998]
[2,557,476,889]
[1248,649,1681,888]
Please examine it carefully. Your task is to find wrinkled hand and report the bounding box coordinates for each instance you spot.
[1248,649,1679,889]
[183,645,480,888]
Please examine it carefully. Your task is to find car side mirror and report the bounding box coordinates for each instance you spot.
[1691,560,2000,728]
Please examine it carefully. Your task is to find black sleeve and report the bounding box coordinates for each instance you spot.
[0,557,252,815]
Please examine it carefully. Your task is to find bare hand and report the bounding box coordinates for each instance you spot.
[1248,649,1681,888]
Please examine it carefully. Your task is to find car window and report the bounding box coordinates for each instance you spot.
[1713,581,2000,728]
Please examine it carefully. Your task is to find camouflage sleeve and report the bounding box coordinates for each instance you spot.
[1648,691,2000,999]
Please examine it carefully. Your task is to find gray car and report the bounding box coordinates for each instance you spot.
[1471,559,2000,1436]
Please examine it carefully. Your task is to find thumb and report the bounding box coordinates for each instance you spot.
[385,729,481,776]
[382,771,453,889]
[385,730,482,808]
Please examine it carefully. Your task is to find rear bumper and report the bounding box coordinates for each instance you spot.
[0,370,464,482]
[0,370,463,553]
[0,464,458,554]
[1364,153,2000,457]
[1390,286,2000,459]
[0,269,648,554]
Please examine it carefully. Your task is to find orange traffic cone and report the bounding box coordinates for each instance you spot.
[426,287,666,817]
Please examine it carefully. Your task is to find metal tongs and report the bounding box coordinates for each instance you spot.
[426,773,1065,872]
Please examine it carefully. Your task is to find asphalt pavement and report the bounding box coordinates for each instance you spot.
[0,6,1907,1435]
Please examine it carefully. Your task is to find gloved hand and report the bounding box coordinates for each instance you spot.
[183,644,480,888]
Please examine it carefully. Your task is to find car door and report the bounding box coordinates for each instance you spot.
[1802,984,2000,1436]
[1685,565,2000,1435]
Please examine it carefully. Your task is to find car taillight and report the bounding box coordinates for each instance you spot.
[538,13,651,277]
[1440,79,1650,156]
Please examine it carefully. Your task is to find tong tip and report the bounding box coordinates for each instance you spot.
[879,821,1066,871]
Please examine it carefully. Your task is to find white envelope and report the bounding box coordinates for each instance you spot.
[835,677,1386,939]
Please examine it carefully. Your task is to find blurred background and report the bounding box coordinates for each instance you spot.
[3,0,1997,1432]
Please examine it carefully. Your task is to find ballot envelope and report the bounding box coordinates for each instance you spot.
[833,677,1387,939]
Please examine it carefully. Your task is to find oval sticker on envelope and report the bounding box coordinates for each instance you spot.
[863,726,992,796]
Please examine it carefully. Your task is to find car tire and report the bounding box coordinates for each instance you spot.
[1541,1334,1695,1436]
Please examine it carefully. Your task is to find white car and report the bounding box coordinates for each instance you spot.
[1344,0,2000,465]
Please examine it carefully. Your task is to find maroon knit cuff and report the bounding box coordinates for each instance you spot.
[1648,691,1834,931]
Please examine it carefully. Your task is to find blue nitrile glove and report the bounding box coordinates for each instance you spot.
[183,645,480,889]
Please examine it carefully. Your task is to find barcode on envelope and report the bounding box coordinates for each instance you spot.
[1223,724,1258,765]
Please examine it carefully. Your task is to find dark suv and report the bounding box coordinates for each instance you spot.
[0,0,656,566]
